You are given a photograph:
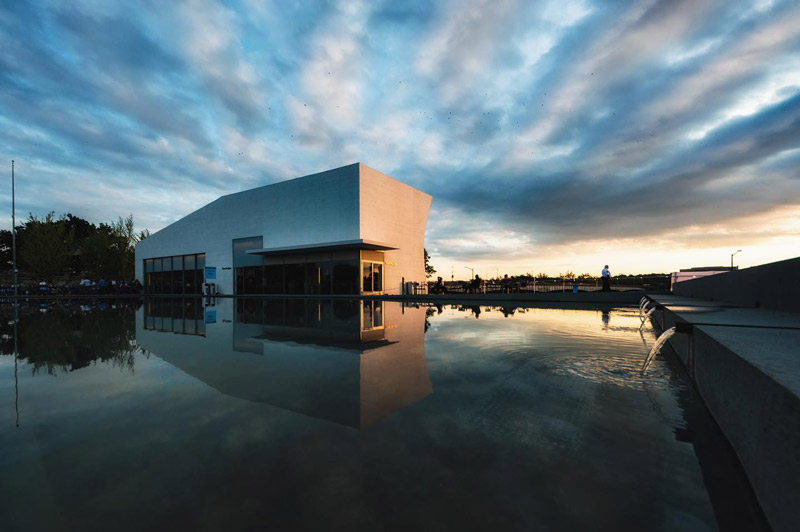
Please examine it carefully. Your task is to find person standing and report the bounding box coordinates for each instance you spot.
[601,265,611,292]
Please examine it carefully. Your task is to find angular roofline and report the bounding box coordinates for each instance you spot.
[357,162,433,201]
[219,162,361,201]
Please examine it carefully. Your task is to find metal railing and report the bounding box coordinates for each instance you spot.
[432,281,645,294]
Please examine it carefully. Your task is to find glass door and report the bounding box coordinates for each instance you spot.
[360,261,384,294]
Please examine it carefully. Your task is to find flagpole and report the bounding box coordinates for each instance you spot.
[12,160,17,297]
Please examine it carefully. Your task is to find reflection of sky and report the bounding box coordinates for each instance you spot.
[0,303,724,530]
[428,306,677,391]
[2,1,800,275]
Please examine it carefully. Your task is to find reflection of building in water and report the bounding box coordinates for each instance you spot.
[143,298,207,336]
[136,299,430,429]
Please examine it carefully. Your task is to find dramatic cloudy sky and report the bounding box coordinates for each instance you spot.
[2,0,799,277]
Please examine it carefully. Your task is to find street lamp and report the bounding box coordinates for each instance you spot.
[731,249,742,269]
[464,266,474,279]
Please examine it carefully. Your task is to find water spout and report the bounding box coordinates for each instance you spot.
[639,300,651,323]
[639,307,656,330]
[641,327,676,374]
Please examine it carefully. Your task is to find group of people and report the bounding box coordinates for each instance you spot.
[430,275,484,294]
[428,265,613,294]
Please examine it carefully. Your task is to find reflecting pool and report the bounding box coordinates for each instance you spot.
[0,299,765,531]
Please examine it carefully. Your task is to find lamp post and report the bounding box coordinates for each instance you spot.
[731,249,742,269]
[464,266,474,279]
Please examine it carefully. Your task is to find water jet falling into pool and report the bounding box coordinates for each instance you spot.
[641,327,676,374]
[639,300,651,323]
[639,307,656,330]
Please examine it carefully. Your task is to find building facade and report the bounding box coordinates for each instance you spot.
[135,163,432,296]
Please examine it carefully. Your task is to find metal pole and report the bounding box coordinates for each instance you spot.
[730,249,741,269]
[14,299,19,427]
[12,160,17,297]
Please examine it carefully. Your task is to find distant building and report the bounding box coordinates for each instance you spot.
[670,266,736,292]
[135,163,432,295]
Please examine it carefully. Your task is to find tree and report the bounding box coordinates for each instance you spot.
[81,224,126,279]
[0,229,14,270]
[535,272,549,280]
[81,214,144,279]
[111,214,138,278]
[424,248,436,278]
[19,212,75,281]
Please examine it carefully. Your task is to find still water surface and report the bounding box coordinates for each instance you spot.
[0,299,764,531]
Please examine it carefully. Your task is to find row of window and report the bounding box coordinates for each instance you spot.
[144,254,206,294]
[144,252,384,295]
[144,254,205,272]
[236,260,376,295]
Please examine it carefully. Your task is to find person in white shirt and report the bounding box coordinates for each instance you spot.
[601,265,611,292]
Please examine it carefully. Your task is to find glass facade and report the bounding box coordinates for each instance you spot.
[235,260,360,295]
[233,243,375,295]
[144,253,205,295]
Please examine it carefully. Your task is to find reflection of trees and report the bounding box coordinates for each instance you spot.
[0,301,141,375]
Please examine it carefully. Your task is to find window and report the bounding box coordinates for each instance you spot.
[284,263,305,294]
[142,253,206,295]
[264,264,283,294]
[360,261,384,293]
[332,261,359,294]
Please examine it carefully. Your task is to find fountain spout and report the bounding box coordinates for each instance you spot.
[639,302,651,323]
[641,326,676,374]
[639,307,656,330]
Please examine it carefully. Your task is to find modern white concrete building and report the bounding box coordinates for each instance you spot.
[135,163,432,295]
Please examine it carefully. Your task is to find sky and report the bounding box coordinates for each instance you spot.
[1,0,799,278]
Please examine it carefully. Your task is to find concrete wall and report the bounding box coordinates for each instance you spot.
[692,326,800,532]
[649,299,800,532]
[673,256,800,313]
[135,163,431,295]
[359,164,432,295]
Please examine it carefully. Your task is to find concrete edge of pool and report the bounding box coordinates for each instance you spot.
[647,294,800,532]
[1,291,650,305]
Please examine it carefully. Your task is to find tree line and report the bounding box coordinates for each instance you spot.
[0,213,150,282]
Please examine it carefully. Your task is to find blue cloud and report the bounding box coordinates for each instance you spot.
[0,0,798,265]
